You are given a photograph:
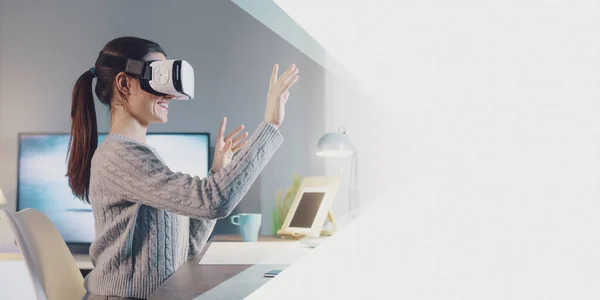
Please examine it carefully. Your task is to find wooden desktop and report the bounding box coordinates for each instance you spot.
[150,234,295,299]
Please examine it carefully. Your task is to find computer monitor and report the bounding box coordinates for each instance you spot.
[16,132,210,253]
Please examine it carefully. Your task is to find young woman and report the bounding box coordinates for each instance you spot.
[68,36,299,299]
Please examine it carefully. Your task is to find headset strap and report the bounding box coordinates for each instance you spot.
[94,52,152,79]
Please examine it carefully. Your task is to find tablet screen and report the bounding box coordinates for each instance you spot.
[289,192,326,228]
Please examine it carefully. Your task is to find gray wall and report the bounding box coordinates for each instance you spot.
[0,0,328,243]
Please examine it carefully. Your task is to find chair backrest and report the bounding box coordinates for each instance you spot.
[0,209,85,300]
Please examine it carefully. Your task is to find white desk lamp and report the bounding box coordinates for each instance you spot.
[316,126,359,218]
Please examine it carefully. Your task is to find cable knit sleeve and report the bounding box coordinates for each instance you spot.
[188,218,216,257]
[97,121,283,219]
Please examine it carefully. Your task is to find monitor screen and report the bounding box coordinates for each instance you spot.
[17,133,210,245]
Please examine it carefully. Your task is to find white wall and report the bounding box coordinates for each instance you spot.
[0,0,334,243]
[270,0,600,215]
[247,1,600,298]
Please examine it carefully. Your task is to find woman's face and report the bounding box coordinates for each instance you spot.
[124,52,172,125]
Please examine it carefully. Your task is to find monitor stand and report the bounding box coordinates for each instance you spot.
[67,243,94,271]
[67,243,91,255]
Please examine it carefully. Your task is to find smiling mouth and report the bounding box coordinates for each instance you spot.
[157,101,169,111]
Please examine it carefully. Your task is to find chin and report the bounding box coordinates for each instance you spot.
[154,116,168,123]
[154,101,170,123]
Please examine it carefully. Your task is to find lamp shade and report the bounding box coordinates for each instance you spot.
[316,126,355,157]
[0,188,6,205]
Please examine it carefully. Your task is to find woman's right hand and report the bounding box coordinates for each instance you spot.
[264,63,299,128]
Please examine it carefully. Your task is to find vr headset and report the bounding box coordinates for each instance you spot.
[95,52,194,100]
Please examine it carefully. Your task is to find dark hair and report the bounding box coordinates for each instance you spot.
[67,36,166,203]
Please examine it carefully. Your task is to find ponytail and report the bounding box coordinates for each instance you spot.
[66,36,166,203]
[67,70,98,203]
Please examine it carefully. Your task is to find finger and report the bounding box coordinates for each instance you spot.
[269,64,279,89]
[278,74,299,94]
[224,139,233,151]
[282,90,290,104]
[276,68,298,92]
[281,69,298,88]
[232,141,248,153]
[277,64,296,84]
[286,74,299,88]
[218,117,227,140]
[224,124,245,141]
[283,68,299,85]
[232,131,249,145]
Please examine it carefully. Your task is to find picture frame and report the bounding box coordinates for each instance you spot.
[277,176,341,238]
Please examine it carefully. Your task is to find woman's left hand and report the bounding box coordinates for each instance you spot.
[211,117,248,173]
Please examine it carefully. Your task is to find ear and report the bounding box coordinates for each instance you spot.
[114,72,131,100]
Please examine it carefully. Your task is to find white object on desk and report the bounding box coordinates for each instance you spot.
[298,237,325,248]
[199,242,312,265]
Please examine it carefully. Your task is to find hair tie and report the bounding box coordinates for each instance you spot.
[89,68,96,78]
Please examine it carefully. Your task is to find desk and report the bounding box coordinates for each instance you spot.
[150,235,300,300]
[3,235,307,299]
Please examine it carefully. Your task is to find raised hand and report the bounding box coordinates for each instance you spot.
[264,63,299,128]
[211,116,248,173]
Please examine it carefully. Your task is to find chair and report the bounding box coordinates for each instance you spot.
[0,208,85,300]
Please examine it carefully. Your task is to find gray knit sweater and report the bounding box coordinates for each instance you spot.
[83,122,283,299]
